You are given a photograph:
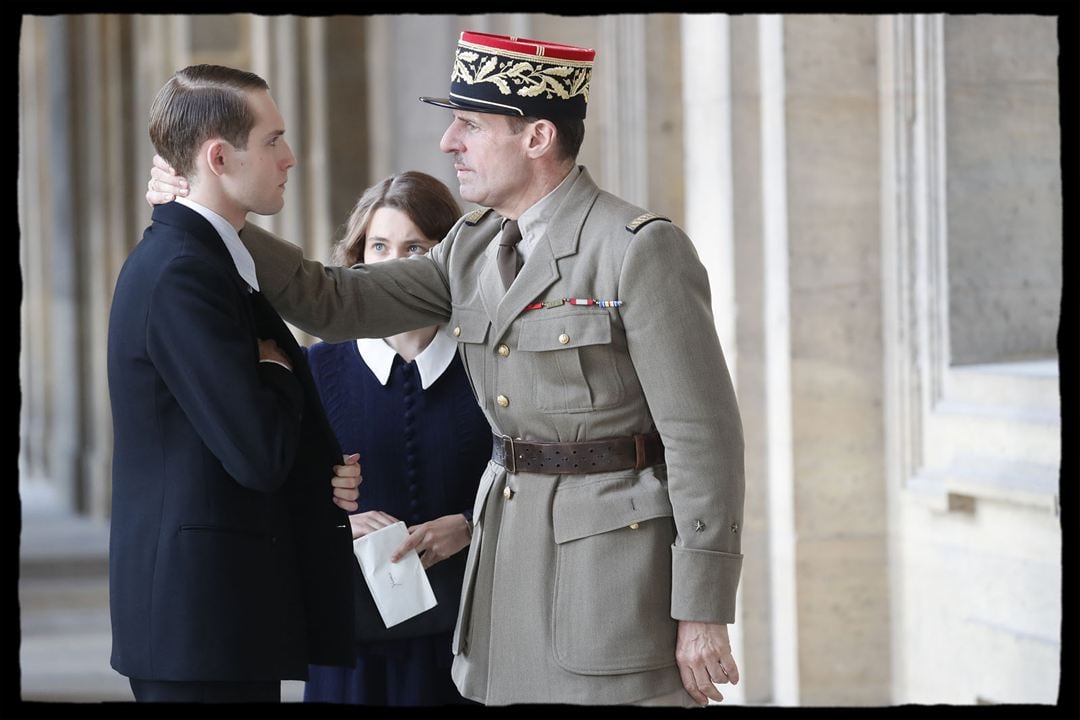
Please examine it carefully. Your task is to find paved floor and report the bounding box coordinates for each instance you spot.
[18,504,305,703]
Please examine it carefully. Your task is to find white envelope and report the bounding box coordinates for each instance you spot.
[352,521,438,629]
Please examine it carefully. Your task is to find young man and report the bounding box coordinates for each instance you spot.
[148,32,744,707]
[109,65,359,703]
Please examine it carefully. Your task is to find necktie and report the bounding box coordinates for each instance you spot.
[496,219,523,292]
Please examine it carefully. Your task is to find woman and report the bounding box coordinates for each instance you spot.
[302,172,490,706]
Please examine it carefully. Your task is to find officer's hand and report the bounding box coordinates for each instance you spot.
[390,514,471,569]
[331,453,362,512]
[675,620,739,705]
[145,154,189,206]
[348,509,399,539]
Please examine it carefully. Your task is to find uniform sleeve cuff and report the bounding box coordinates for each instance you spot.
[670,545,743,624]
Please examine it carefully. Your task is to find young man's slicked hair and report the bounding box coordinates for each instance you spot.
[148,64,269,178]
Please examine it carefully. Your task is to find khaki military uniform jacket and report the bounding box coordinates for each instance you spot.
[239,166,744,705]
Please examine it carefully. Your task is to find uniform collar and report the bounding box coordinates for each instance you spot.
[175,196,260,292]
[516,165,580,246]
[355,326,457,390]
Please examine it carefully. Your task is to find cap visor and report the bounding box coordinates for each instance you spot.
[418,95,522,117]
[418,96,459,110]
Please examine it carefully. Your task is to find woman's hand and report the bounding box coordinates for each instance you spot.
[348,510,400,540]
[390,514,471,569]
[145,154,189,206]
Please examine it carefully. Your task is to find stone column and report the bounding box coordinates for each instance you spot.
[364,16,459,204]
[730,13,774,706]
[758,14,801,706]
[783,15,889,705]
[248,15,277,237]
[597,15,648,209]
[45,15,83,513]
[681,14,743,705]
[131,15,175,244]
[20,16,56,504]
[324,16,368,234]
[76,15,113,520]
[303,17,332,266]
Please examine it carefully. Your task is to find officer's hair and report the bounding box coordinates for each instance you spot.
[506,115,585,162]
[148,64,269,179]
[333,171,462,267]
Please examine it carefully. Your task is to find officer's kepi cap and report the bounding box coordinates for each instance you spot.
[419,31,596,121]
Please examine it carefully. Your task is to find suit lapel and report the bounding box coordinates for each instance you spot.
[152,202,251,301]
[249,289,303,368]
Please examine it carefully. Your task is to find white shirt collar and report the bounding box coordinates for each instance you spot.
[355,326,458,390]
[175,197,260,292]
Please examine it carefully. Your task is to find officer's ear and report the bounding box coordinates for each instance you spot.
[523,119,558,160]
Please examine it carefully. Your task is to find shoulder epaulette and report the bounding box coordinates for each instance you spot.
[463,207,494,226]
[625,212,670,233]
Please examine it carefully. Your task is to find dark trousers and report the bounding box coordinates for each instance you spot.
[129,678,281,703]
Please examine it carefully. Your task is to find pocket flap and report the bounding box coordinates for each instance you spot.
[552,473,673,544]
[449,305,490,344]
[518,310,611,352]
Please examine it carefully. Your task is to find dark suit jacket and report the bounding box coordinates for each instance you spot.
[106,202,354,682]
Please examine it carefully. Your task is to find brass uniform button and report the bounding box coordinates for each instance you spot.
[503,486,513,500]
[453,326,461,337]
[496,394,509,408]
[497,344,510,357]
[629,522,640,530]
[558,333,570,345]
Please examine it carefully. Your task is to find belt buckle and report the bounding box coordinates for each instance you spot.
[502,435,517,474]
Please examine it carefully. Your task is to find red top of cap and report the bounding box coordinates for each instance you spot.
[459,30,595,63]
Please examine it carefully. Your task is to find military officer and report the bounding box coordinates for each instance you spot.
[146,30,744,707]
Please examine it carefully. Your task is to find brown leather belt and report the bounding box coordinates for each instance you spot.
[491,432,665,474]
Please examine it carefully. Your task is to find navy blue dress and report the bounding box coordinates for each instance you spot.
[302,338,491,706]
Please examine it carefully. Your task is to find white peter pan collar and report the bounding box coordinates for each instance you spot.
[355,326,458,390]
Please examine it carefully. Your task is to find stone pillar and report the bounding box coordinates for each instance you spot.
[757,14,801,706]
[303,17,332,266]
[46,15,83,513]
[20,16,57,506]
[248,15,277,237]
[324,16,368,237]
[730,13,774,706]
[682,14,734,372]
[364,16,459,204]
[783,15,889,705]
[646,14,686,225]
[131,15,174,244]
[75,15,113,520]
[597,15,648,208]
[680,15,742,704]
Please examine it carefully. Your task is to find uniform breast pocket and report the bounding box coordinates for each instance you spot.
[518,310,624,414]
[449,305,490,409]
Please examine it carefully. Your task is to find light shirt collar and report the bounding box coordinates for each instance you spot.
[513,165,581,263]
[175,197,260,292]
[355,326,458,390]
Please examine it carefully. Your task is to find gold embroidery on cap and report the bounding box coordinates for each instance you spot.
[453,48,591,101]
